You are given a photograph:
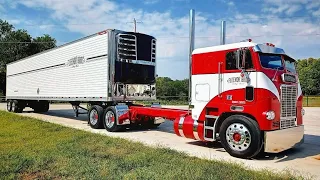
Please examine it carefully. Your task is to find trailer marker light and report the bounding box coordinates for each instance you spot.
[98,30,107,35]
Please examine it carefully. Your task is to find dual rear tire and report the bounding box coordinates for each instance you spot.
[88,105,121,132]
[88,105,162,132]
[7,100,24,113]
[7,100,49,113]
[33,101,49,113]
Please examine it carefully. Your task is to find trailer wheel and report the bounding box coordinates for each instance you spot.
[103,107,121,132]
[11,100,23,113]
[219,115,262,159]
[7,100,12,112]
[88,105,104,129]
[33,101,49,113]
[42,101,49,112]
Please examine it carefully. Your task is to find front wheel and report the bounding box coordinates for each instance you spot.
[219,115,263,159]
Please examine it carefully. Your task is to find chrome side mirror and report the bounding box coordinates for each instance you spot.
[236,48,248,70]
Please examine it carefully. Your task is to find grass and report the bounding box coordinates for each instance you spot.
[0,111,301,180]
[303,96,320,107]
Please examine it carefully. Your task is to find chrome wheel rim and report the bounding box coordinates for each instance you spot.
[89,109,98,125]
[105,111,115,128]
[226,123,251,151]
[7,101,11,111]
[12,102,16,112]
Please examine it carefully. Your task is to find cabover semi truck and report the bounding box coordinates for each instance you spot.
[6,29,304,158]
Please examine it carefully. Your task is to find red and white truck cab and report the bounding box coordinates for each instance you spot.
[173,41,304,158]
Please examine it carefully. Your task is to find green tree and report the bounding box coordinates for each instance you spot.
[156,77,188,100]
[0,19,56,96]
[297,58,320,95]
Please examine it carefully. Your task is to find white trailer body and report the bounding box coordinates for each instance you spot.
[6,29,157,102]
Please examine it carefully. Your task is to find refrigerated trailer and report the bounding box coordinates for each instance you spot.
[6,29,304,158]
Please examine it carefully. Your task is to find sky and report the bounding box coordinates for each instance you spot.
[1,0,320,79]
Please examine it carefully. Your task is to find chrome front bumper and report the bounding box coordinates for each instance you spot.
[264,125,304,153]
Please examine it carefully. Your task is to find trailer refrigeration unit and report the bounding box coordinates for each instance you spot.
[6,29,304,158]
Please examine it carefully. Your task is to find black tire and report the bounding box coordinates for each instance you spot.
[33,101,49,113]
[7,100,12,112]
[11,100,23,113]
[103,106,121,132]
[42,101,49,112]
[88,105,104,129]
[219,115,262,159]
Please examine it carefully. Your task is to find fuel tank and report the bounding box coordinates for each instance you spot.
[173,115,204,141]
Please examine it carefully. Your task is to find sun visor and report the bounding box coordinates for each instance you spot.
[253,44,285,55]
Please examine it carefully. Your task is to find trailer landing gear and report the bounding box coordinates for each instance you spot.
[71,102,88,117]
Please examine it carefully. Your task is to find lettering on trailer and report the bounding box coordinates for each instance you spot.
[66,54,108,68]
[67,56,86,68]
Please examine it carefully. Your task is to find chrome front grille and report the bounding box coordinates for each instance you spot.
[280,119,296,129]
[280,85,297,129]
[281,85,297,118]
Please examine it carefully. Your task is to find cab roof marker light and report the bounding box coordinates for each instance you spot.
[240,39,252,42]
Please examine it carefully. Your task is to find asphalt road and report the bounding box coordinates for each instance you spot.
[1,103,319,179]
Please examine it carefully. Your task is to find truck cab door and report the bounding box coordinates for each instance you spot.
[223,49,256,105]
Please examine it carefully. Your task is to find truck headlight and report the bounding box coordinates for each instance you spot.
[266,111,275,120]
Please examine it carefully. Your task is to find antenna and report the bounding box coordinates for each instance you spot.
[127,18,142,32]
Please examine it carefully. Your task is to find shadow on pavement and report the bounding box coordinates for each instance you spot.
[23,109,88,122]
[254,134,320,162]
[187,141,224,149]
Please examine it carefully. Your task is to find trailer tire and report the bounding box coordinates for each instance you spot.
[33,101,49,113]
[7,100,12,112]
[11,100,23,113]
[103,107,121,132]
[88,105,104,129]
[42,101,49,112]
[219,115,262,159]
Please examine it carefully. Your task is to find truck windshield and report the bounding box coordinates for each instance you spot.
[259,53,284,70]
[283,55,297,73]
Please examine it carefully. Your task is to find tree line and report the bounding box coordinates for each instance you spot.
[0,19,319,97]
[0,20,56,96]
[296,58,320,95]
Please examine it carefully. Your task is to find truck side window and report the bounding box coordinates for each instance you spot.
[226,50,253,70]
[226,52,237,70]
